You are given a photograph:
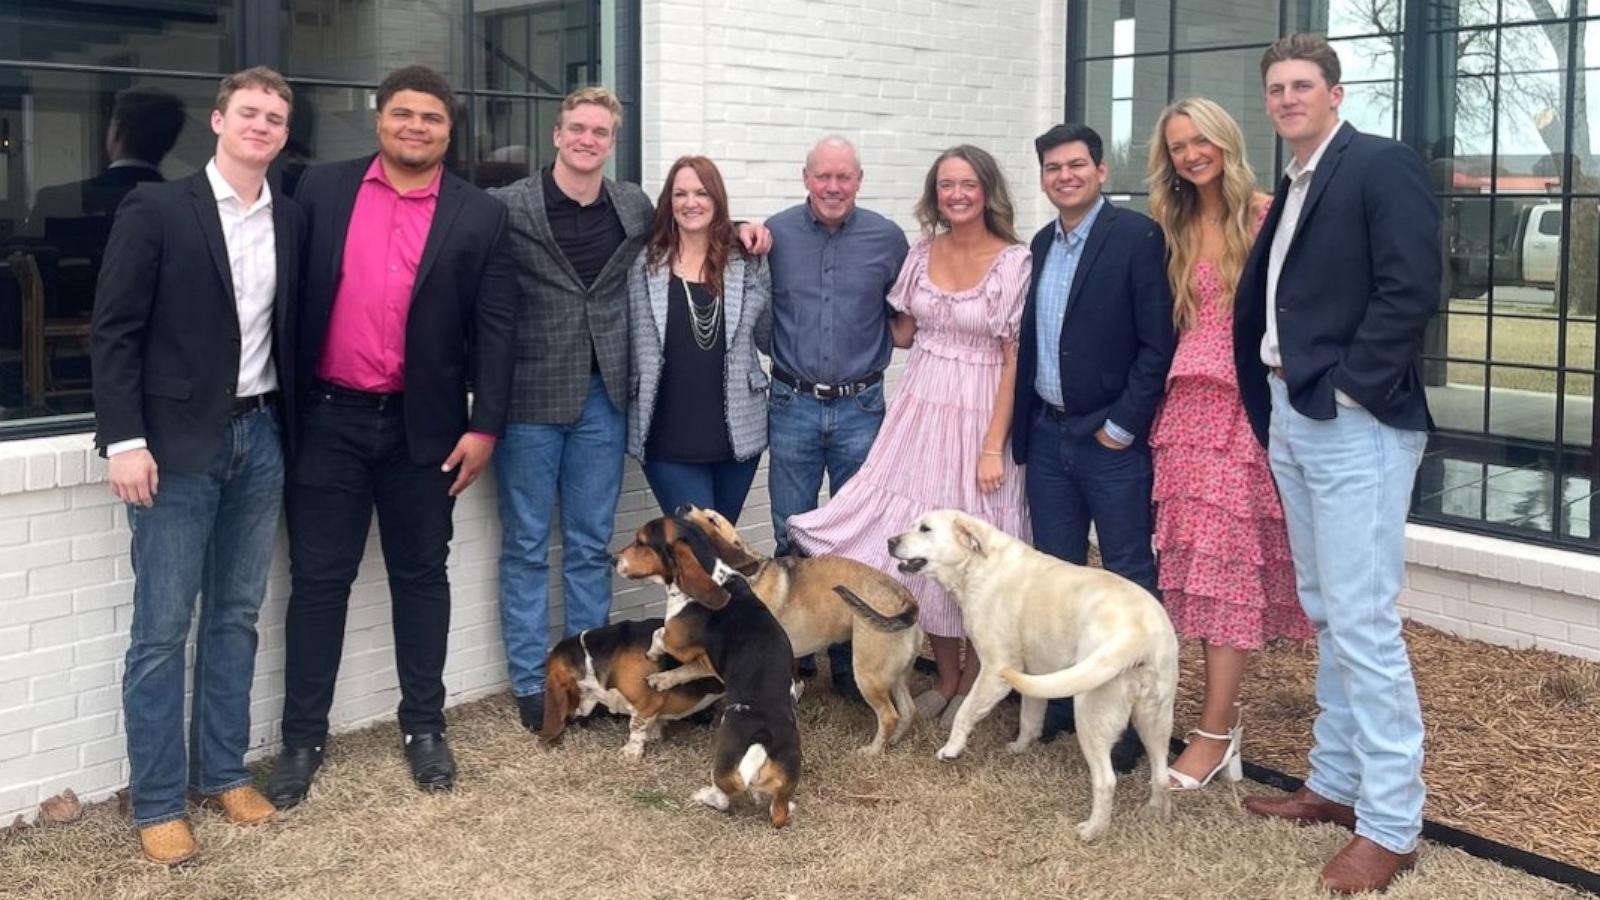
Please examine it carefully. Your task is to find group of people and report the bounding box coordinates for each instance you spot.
[93,30,1436,895]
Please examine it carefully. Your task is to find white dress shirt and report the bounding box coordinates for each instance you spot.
[1260,123,1357,407]
[108,159,279,457]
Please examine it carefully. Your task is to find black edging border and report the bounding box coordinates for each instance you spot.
[908,654,1600,895]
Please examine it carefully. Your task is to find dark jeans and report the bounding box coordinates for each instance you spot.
[642,456,762,522]
[1025,410,1157,736]
[123,407,283,826]
[280,393,457,748]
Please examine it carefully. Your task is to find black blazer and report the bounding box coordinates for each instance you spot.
[290,155,517,465]
[1234,122,1440,446]
[91,171,303,474]
[1011,201,1175,463]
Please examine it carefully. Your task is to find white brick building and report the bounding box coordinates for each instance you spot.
[2,0,1596,826]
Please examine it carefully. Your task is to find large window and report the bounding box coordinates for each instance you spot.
[1069,0,1600,551]
[0,0,639,433]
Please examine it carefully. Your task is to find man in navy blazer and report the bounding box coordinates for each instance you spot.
[1233,35,1438,894]
[1012,124,1176,756]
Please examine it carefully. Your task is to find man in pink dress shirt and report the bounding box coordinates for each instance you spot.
[266,66,516,807]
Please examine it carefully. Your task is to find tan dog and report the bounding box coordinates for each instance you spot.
[887,509,1178,843]
[679,505,921,755]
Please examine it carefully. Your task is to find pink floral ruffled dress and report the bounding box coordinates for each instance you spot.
[787,237,1032,638]
[1149,202,1313,650]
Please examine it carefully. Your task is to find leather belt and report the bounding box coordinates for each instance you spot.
[1041,404,1071,424]
[231,391,278,418]
[771,366,881,400]
[1271,366,1285,380]
[313,380,402,411]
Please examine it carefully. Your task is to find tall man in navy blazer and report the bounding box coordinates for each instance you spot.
[1012,124,1175,754]
[1234,35,1438,895]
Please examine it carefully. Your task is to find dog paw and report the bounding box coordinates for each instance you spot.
[1005,738,1033,755]
[1141,796,1172,822]
[691,786,729,811]
[645,672,672,690]
[935,743,964,762]
[855,743,885,757]
[1075,820,1106,843]
[620,742,645,762]
[790,680,805,705]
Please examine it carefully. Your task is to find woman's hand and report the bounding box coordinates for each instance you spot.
[977,451,1004,493]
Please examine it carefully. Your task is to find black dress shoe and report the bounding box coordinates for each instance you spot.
[515,692,545,732]
[403,733,456,791]
[266,746,324,809]
[795,656,818,679]
[1039,698,1077,743]
[1109,726,1145,775]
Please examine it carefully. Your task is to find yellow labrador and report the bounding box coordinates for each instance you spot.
[886,509,1178,842]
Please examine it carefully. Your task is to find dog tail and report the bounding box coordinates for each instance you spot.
[997,635,1145,699]
[833,585,917,632]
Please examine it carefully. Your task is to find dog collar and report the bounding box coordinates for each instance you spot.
[711,558,740,586]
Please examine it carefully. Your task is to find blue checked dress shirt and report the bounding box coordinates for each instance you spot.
[1031,198,1131,444]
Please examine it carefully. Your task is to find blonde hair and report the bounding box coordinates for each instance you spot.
[556,85,624,129]
[1145,98,1259,331]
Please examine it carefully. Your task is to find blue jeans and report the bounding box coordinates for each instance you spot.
[1023,411,1157,594]
[495,374,626,696]
[642,457,761,523]
[766,378,884,556]
[767,377,883,676]
[1267,374,1427,855]
[122,408,283,827]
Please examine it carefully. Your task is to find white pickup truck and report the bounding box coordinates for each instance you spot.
[1450,200,1562,290]
[1520,202,1561,286]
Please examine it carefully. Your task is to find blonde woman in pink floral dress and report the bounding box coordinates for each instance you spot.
[1146,99,1313,790]
[788,145,1031,728]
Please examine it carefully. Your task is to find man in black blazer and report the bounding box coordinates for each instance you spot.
[265,66,516,807]
[1233,35,1438,894]
[1012,124,1176,756]
[91,67,299,865]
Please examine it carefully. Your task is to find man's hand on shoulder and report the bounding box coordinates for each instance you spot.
[109,448,159,507]
[737,221,773,256]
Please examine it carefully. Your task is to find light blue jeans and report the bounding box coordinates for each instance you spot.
[494,374,626,697]
[1267,374,1427,854]
[123,407,283,826]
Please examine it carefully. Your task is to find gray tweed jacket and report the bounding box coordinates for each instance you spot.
[627,250,772,462]
[489,175,653,425]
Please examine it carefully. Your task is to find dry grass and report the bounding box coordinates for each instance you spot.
[2,666,1589,900]
[1177,623,1600,875]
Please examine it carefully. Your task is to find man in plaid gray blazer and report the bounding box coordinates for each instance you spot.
[488,87,768,729]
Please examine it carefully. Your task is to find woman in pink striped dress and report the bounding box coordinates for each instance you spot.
[788,145,1031,726]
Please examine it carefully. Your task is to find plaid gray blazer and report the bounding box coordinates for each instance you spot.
[627,250,772,462]
[489,175,653,424]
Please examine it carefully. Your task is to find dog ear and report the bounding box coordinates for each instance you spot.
[538,667,578,745]
[688,518,762,575]
[954,520,986,557]
[669,538,733,610]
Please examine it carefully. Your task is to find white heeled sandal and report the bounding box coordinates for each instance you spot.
[1168,710,1244,792]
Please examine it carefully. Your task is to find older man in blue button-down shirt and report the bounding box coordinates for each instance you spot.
[765,136,909,693]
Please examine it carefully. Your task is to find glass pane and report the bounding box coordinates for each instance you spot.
[1417,30,1495,187]
[1077,56,1170,193]
[284,0,469,87]
[474,96,561,190]
[1489,364,1558,440]
[1170,48,1280,190]
[1416,452,1487,519]
[1567,313,1599,372]
[1173,0,1278,49]
[1445,198,1503,300]
[1335,35,1403,139]
[0,1,235,72]
[1424,0,1498,29]
[1497,24,1568,183]
[1566,197,1600,324]
[1,70,221,421]
[1077,0,1172,58]
[1301,0,1404,35]
[1504,0,1571,23]
[1490,314,1559,364]
[1563,371,1594,447]
[1430,361,1489,431]
[478,0,597,95]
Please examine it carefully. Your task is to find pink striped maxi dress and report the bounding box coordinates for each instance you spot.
[787,237,1032,638]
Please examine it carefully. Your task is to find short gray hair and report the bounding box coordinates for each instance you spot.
[805,135,861,172]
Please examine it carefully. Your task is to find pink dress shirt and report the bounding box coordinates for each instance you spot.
[317,157,439,393]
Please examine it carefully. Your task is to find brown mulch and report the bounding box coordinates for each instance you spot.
[1176,622,1600,875]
